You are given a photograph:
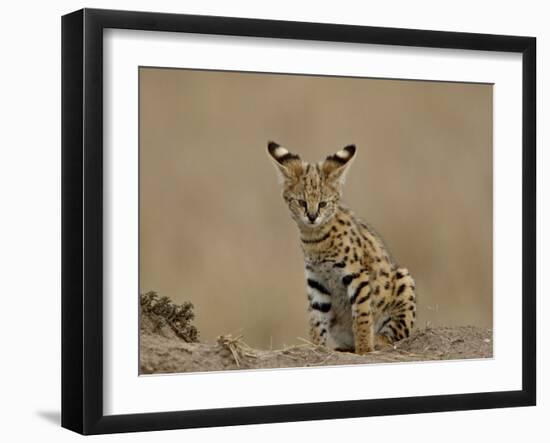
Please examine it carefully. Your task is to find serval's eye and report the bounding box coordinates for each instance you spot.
[318,201,327,208]
[298,199,307,208]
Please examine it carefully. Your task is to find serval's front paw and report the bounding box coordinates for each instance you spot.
[354,342,375,355]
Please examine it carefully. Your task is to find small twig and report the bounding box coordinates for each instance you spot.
[217,334,260,367]
[296,337,330,354]
[296,337,318,346]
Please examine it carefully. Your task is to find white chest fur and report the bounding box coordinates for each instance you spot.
[305,263,354,349]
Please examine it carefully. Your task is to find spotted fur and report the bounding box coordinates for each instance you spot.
[268,141,417,354]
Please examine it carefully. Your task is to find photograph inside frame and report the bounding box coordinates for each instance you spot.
[138,67,493,374]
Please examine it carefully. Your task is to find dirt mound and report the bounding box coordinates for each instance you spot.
[140,311,492,374]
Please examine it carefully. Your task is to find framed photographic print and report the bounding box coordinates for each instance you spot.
[61,8,536,435]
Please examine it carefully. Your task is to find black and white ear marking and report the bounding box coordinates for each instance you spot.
[267,141,303,183]
[325,145,356,165]
[322,144,357,184]
[268,141,301,164]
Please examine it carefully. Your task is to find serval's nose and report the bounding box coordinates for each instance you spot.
[307,212,317,223]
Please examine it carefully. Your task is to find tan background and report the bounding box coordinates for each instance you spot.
[139,67,493,349]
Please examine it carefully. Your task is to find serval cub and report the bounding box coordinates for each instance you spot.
[268,141,416,354]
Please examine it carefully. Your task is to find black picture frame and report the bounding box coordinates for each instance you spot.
[61,8,536,435]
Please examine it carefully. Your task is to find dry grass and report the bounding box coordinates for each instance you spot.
[140,292,198,343]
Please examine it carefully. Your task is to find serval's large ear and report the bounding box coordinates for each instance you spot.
[322,145,356,185]
[267,141,304,184]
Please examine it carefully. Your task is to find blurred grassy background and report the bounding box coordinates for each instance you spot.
[139,67,493,349]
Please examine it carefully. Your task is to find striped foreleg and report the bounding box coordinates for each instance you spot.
[344,270,374,354]
[305,275,332,345]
